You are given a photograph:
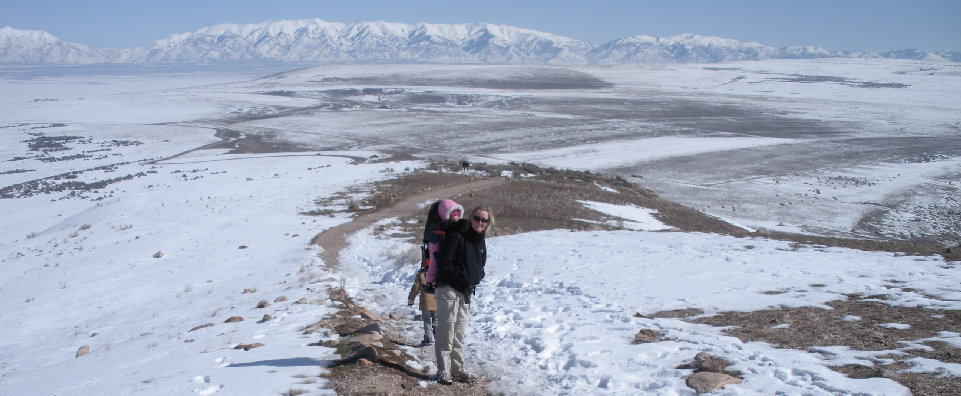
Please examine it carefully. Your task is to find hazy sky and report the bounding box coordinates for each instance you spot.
[2,0,959,52]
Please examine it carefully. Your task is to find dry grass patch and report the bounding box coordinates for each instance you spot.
[693,298,961,395]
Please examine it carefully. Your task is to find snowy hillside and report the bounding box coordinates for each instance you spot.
[1,61,960,395]
[587,34,780,63]
[3,21,959,65]
[0,26,110,64]
[3,20,595,65]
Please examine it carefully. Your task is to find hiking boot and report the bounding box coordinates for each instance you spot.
[437,376,453,386]
[422,335,433,346]
[453,373,478,384]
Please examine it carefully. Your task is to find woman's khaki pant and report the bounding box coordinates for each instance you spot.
[434,285,471,381]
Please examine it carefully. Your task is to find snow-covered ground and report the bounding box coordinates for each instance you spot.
[346,227,959,395]
[197,60,961,243]
[575,59,961,244]
[1,61,959,395]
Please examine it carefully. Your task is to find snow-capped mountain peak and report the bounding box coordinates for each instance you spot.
[1,21,958,65]
[0,26,110,63]
[1,26,59,45]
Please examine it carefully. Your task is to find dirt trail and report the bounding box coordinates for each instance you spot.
[312,175,506,394]
[312,176,507,270]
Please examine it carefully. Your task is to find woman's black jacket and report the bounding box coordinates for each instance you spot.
[434,219,486,295]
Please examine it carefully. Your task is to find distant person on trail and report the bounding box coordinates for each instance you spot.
[432,205,493,385]
[461,161,471,172]
[424,199,464,285]
[407,258,437,346]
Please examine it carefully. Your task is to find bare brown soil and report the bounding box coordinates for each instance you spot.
[311,161,960,395]
[689,298,961,396]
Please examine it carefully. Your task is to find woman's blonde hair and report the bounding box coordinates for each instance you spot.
[471,206,494,236]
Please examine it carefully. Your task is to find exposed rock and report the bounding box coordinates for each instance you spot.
[354,323,382,334]
[234,343,264,351]
[348,332,384,348]
[329,288,349,300]
[649,308,705,318]
[685,371,742,394]
[75,345,90,358]
[359,308,382,321]
[258,314,272,323]
[632,328,663,344]
[224,316,244,323]
[189,323,215,332]
[335,345,380,366]
[243,288,255,294]
[303,320,328,334]
[383,349,404,360]
[256,300,270,308]
[152,251,163,258]
[677,353,742,378]
[274,296,288,303]
[678,353,743,393]
[307,339,333,347]
[681,357,733,373]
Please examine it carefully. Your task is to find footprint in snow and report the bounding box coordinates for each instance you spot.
[191,376,222,395]
[194,385,222,396]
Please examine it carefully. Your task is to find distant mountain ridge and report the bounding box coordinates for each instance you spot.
[2,21,959,65]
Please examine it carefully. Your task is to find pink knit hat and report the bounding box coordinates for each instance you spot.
[437,199,464,221]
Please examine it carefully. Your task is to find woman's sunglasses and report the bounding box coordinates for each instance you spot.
[472,215,490,224]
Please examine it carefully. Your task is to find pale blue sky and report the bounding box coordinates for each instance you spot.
[1,0,958,52]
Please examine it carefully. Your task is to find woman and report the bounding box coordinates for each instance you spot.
[433,206,493,385]
[408,199,460,347]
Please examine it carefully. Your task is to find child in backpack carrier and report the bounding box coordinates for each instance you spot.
[408,250,437,346]
[425,199,464,285]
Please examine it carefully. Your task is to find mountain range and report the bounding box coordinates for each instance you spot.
[2,19,959,65]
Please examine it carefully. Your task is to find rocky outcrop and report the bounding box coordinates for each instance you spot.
[677,352,743,394]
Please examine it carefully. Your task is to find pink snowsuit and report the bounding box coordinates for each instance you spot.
[425,199,464,283]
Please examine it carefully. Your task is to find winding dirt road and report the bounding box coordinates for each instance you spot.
[312,176,508,269]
